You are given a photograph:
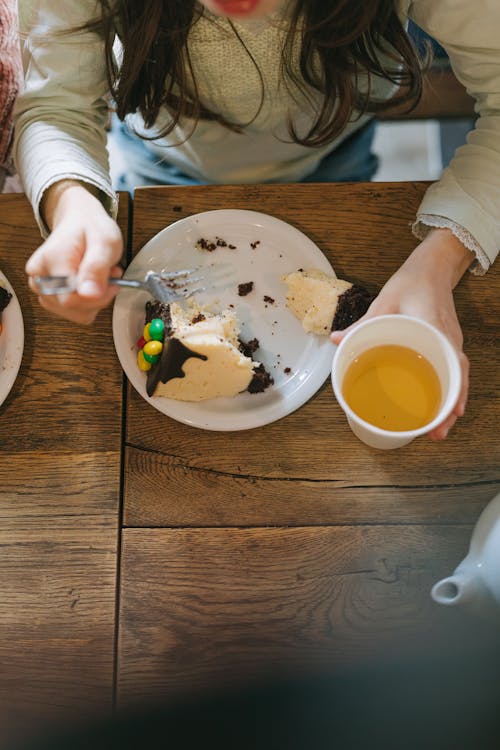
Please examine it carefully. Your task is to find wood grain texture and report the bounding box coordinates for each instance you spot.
[117,525,497,707]
[0,193,129,451]
[125,184,499,527]
[0,193,130,743]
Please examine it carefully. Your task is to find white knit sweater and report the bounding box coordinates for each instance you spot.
[14,0,500,272]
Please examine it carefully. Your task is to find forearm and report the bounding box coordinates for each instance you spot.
[41,180,104,230]
[403,228,474,289]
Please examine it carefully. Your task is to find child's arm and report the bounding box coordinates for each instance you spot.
[331,229,473,442]
[25,179,123,324]
[14,1,121,321]
[408,0,500,274]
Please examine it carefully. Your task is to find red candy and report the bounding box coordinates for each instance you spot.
[136,336,147,350]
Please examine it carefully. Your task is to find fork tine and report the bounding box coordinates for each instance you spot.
[154,288,206,305]
[159,268,199,280]
[145,268,200,281]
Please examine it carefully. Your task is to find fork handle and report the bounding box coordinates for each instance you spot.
[108,278,142,289]
[33,274,141,295]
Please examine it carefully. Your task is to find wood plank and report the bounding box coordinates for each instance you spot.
[124,447,499,527]
[0,193,130,744]
[126,184,500,527]
[117,525,497,706]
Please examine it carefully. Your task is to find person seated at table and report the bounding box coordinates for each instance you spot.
[0,0,22,192]
[14,0,500,441]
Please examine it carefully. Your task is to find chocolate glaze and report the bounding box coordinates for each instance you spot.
[146,338,208,397]
[331,284,376,331]
[0,286,12,312]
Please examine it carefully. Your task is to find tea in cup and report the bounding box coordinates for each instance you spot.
[331,315,462,449]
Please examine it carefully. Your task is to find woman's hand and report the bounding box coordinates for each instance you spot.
[26,180,123,324]
[331,229,473,441]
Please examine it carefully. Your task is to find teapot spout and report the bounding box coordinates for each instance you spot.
[431,572,482,607]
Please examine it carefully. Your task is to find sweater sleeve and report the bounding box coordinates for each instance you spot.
[13,0,117,236]
[408,0,500,272]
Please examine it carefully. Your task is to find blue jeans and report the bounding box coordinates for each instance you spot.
[110,117,378,192]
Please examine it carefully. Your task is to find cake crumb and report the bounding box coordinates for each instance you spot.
[196,236,237,252]
[238,282,254,296]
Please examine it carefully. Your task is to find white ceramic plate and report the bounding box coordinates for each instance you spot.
[113,209,335,431]
[0,269,24,408]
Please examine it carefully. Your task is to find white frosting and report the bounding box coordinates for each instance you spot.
[153,302,257,401]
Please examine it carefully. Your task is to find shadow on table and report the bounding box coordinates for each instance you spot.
[12,647,500,750]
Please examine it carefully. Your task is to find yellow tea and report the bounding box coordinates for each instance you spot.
[342,344,441,431]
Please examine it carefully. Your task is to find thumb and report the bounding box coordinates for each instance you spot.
[77,227,123,298]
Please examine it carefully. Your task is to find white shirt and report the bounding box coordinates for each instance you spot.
[14,0,500,272]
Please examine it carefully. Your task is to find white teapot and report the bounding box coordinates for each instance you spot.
[431,492,500,616]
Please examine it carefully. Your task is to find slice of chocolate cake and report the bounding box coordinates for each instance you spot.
[139,300,273,401]
[281,268,376,334]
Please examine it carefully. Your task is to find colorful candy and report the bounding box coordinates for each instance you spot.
[137,350,151,371]
[137,318,165,372]
[143,340,163,357]
[143,323,152,342]
[149,318,165,341]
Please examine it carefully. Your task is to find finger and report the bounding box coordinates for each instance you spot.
[428,350,469,441]
[455,352,469,417]
[37,294,99,325]
[109,264,123,279]
[77,226,123,298]
[36,281,119,324]
[428,413,457,441]
[25,245,49,277]
[26,229,84,279]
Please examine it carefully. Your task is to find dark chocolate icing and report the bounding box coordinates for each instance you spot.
[331,285,376,331]
[146,338,208,397]
[0,286,12,313]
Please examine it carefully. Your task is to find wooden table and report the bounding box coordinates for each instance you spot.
[0,192,130,743]
[119,184,500,703]
[1,184,499,743]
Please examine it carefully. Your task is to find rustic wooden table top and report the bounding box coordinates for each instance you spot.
[118,183,500,705]
[1,185,499,741]
[0,192,130,743]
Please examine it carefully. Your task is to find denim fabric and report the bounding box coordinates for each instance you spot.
[110,117,378,193]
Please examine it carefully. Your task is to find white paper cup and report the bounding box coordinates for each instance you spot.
[331,315,462,450]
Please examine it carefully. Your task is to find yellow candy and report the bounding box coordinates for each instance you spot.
[143,323,152,342]
[143,340,163,357]
[137,349,151,371]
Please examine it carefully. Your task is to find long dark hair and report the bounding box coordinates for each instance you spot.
[88,0,424,147]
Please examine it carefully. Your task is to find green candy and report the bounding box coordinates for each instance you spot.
[149,318,165,341]
[143,351,160,364]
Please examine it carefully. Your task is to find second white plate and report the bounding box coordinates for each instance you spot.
[0,269,24,408]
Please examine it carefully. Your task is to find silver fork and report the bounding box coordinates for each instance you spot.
[33,269,204,305]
